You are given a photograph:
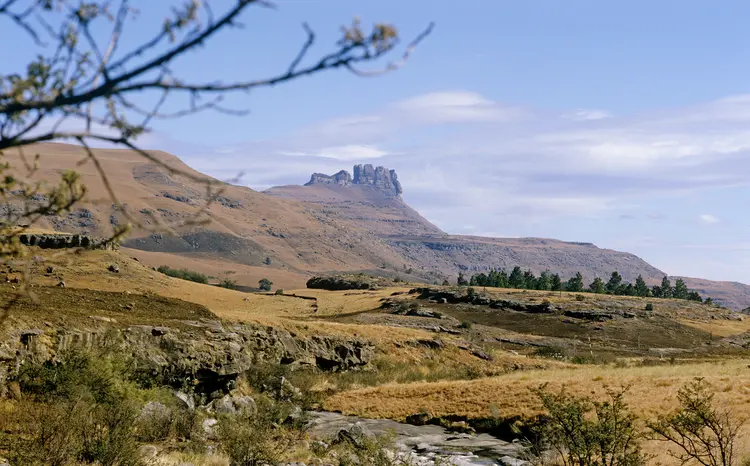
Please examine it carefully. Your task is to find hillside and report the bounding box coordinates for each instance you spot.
[6,143,750,309]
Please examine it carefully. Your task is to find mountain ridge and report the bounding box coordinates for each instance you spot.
[7,143,750,309]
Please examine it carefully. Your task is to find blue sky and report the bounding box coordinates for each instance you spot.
[5,1,750,283]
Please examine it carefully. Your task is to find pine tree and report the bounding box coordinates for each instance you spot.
[652,285,663,298]
[538,270,552,291]
[674,278,689,300]
[660,276,673,298]
[605,271,623,294]
[687,291,703,302]
[589,277,605,294]
[566,272,584,292]
[551,273,563,291]
[497,270,509,288]
[457,272,468,286]
[523,270,537,289]
[509,266,524,289]
[634,275,650,297]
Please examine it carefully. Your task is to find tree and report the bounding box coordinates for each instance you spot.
[456,272,468,286]
[538,270,552,291]
[509,266,524,289]
[0,0,432,323]
[551,273,564,291]
[258,278,273,292]
[605,272,623,294]
[687,291,703,303]
[705,297,714,306]
[566,272,584,293]
[588,277,605,294]
[523,269,537,290]
[649,378,741,466]
[496,269,509,288]
[652,285,663,298]
[264,256,272,266]
[660,277,673,299]
[534,385,647,466]
[634,275,650,297]
[674,279,689,300]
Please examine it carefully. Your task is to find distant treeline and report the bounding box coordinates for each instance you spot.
[458,268,713,304]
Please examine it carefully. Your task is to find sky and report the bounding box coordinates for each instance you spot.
[5,0,750,283]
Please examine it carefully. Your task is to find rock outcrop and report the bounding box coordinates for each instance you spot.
[304,164,403,197]
[306,170,353,186]
[17,233,116,250]
[0,318,374,399]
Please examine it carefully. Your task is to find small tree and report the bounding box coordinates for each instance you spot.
[588,277,605,294]
[649,378,742,466]
[661,276,674,298]
[674,279,689,300]
[509,266,525,289]
[634,275,650,297]
[258,278,273,292]
[566,272,584,293]
[606,271,623,294]
[456,272,469,286]
[551,273,564,292]
[534,385,647,466]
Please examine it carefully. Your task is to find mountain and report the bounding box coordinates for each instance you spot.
[6,143,750,309]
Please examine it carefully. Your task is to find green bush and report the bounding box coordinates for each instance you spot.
[533,385,647,466]
[275,289,284,295]
[259,278,273,291]
[156,265,208,284]
[645,303,654,311]
[575,294,586,301]
[649,378,741,466]
[219,278,239,290]
[458,321,473,330]
[218,397,305,466]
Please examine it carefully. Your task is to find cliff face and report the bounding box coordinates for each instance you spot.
[305,164,403,198]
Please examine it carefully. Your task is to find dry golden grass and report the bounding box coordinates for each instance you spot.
[680,317,750,337]
[324,359,750,421]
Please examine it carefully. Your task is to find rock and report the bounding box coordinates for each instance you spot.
[140,401,171,421]
[410,339,444,350]
[336,422,376,448]
[233,395,257,416]
[306,170,353,186]
[279,376,303,401]
[174,391,195,410]
[108,264,120,273]
[499,456,530,466]
[45,266,55,274]
[305,164,403,197]
[57,280,65,288]
[211,395,238,414]
[137,445,159,459]
[202,418,219,437]
[151,326,169,336]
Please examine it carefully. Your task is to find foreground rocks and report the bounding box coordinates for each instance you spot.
[0,317,374,397]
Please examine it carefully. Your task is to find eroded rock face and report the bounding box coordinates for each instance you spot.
[306,170,353,186]
[0,318,374,397]
[304,164,403,197]
[17,233,115,250]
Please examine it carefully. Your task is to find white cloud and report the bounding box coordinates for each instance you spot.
[563,109,613,121]
[279,144,391,161]
[699,214,721,224]
[394,90,526,123]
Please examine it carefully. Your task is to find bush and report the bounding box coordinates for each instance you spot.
[157,265,208,284]
[575,294,586,301]
[649,378,741,466]
[275,289,284,295]
[217,397,305,466]
[533,385,647,466]
[219,278,239,290]
[458,321,473,330]
[645,303,654,311]
[259,278,273,291]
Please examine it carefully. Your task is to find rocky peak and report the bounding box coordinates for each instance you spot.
[306,170,353,187]
[304,164,403,197]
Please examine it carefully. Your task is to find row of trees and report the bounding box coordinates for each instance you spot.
[458,268,712,303]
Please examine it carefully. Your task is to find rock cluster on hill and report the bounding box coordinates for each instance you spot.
[305,164,403,197]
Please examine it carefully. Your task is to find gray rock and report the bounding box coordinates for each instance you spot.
[174,391,195,410]
[137,445,158,459]
[108,264,120,273]
[202,418,219,437]
[140,401,171,420]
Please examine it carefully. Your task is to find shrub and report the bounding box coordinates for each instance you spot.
[275,288,284,295]
[458,321,473,330]
[575,294,586,301]
[645,303,654,311]
[649,378,741,466]
[157,265,208,284]
[533,385,647,466]
[219,278,239,290]
[259,278,273,291]
[217,397,305,466]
